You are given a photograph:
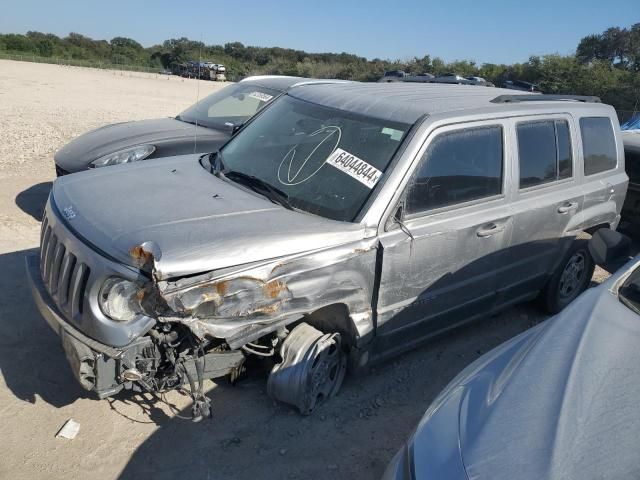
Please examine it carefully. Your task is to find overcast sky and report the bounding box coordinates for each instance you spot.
[1,0,637,64]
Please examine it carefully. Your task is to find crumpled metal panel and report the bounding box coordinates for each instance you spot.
[150,238,379,349]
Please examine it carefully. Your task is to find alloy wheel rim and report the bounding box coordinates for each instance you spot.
[559,252,586,299]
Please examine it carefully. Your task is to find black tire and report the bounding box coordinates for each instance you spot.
[540,239,595,314]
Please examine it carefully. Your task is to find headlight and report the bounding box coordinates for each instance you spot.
[99,278,144,321]
[90,144,155,168]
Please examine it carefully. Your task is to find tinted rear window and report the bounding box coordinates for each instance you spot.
[580,117,617,175]
[517,120,573,188]
[406,126,503,214]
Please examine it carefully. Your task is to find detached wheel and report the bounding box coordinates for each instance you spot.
[267,323,346,415]
[541,239,595,314]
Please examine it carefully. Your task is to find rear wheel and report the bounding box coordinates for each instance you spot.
[540,239,595,314]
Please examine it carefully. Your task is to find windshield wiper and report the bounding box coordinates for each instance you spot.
[224,170,294,210]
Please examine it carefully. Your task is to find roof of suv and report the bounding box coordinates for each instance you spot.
[240,75,349,92]
[288,83,604,124]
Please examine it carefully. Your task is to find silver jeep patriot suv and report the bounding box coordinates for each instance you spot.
[27,83,628,417]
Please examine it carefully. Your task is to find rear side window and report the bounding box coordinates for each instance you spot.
[580,117,617,175]
[406,126,503,214]
[517,120,573,188]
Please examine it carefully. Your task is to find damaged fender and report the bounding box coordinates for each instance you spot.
[136,238,379,349]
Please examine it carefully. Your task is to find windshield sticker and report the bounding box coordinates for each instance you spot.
[278,126,342,186]
[381,127,404,141]
[326,148,382,189]
[248,91,274,103]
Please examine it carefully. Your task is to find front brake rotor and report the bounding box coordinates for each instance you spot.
[267,322,346,415]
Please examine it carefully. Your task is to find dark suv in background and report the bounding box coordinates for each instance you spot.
[622,131,640,224]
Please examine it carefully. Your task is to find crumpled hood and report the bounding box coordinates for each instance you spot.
[51,155,366,279]
[54,118,228,173]
[450,277,640,479]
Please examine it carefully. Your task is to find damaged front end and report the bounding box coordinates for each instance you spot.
[29,214,378,420]
[118,238,377,416]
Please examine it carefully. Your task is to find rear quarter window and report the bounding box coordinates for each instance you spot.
[580,117,617,175]
[517,120,573,188]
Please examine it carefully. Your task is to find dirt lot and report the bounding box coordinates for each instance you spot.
[0,59,619,480]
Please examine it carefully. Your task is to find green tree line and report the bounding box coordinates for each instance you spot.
[1,25,638,113]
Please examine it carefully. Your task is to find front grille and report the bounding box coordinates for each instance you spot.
[40,211,91,320]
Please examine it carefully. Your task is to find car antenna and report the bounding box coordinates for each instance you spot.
[193,34,203,154]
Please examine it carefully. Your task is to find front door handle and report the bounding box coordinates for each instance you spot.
[476,223,506,238]
[557,202,579,214]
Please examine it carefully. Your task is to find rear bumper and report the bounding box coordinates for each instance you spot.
[26,253,126,397]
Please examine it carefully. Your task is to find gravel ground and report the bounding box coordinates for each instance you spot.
[0,59,623,480]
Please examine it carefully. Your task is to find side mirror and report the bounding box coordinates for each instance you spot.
[394,204,404,222]
[588,228,632,273]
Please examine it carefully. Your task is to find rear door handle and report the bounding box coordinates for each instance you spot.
[476,222,506,238]
[557,202,579,214]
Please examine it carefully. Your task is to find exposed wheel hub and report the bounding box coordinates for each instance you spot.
[267,323,346,415]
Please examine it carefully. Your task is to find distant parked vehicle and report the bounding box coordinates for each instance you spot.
[622,131,640,224]
[383,229,637,480]
[54,76,340,175]
[381,71,498,87]
[379,70,408,82]
[379,71,438,83]
[465,76,494,87]
[403,73,435,83]
[208,63,227,82]
[432,73,472,84]
[503,79,542,92]
[379,71,436,83]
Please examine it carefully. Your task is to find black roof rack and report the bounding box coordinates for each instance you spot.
[491,94,601,104]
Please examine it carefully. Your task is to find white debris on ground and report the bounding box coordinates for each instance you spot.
[55,419,80,440]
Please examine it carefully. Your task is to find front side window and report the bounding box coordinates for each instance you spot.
[218,95,410,222]
[406,126,503,214]
[581,117,617,175]
[178,83,280,131]
[517,120,573,188]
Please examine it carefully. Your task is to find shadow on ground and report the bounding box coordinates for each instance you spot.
[15,182,52,222]
[115,302,547,480]
[0,248,85,407]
